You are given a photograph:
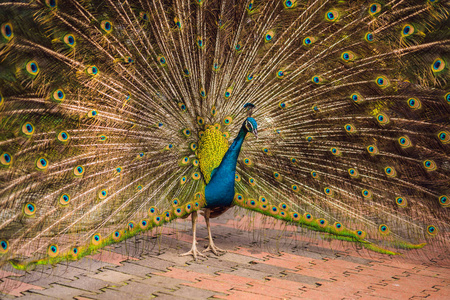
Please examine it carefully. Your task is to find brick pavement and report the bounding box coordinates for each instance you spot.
[1,208,449,299]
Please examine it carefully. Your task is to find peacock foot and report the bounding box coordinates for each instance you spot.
[203,243,227,256]
[180,244,206,261]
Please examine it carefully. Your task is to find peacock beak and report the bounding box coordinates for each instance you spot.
[252,129,258,139]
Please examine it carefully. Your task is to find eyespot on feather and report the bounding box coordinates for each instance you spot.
[350,92,364,104]
[26,61,39,76]
[0,240,9,254]
[333,222,344,231]
[1,22,14,41]
[45,0,57,9]
[22,122,35,136]
[437,131,449,144]
[341,51,356,62]
[59,193,70,205]
[379,224,390,235]
[279,203,289,211]
[101,20,113,33]
[174,17,182,29]
[325,10,340,22]
[311,75,324,84]
[423,160,436,171]
[283,0,297,9]
[401,24,415,37]
[276,69,286,79]
[303,213,313,222]
[153,215,162,226]
[384,166,397,177]
[234,193,244,205]
[303,36,316,46]
[368,3,381,15]
[438,195,448,207]
[98,189,107,200]
[184,202,193,214]
[396,197,407,207]
[324,187,333,196]
[199,88,207,98]
[114,166,122,175]
[112,230,122,241]
[92,234,101,246]
[330,147,341,156]
[375,76,389,88]
[157,55,167,66]
[344,124,356,133]
[376,113,389,125]
[348,168,359,178]
[140,12,149,21]
[86,65,99,76]
[431,58,446,73]
[127,222,136,231]
[36,157,49,170]
[367,144,379,155]
[48,244,59,257]
[355,230,366,239]
[364,32,374,42]
[174,207,185,217]
[427,225,438,236]
[407,97,421,109]
[148,206,158,216]
[362,189,372,199]
[197,116,205,126]
[317,218,328,228]
[182,128,191,137]
[398,136,412,148]
[73,165,85,177]
[1,152,13,166]
[63,34,76,47]
[24,203,36,216]
[265,30,275,42]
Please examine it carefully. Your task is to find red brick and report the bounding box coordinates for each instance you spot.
[88,249,138,266]
[184,278,243,294]
[0,270,21,279]
[298,288,344,300]
[236,282,302,298]
[157,267,214,282]
[214,289,283,300]
[229,247,271,260]
[259,257,300,270]
[213,272,257,286]
[258,277,310,292]
[0,278,44,297]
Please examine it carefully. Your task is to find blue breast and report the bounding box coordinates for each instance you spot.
[204,128,246,208]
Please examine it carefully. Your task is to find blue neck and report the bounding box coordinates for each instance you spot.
[204,127,247,207]
[218,127,246,175]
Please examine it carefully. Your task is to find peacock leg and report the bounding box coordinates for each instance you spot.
[203,208,227,255]
[180,211,206,260]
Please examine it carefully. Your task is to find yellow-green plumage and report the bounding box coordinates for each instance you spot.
[198,124,229,184]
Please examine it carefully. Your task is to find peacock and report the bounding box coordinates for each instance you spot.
[0,0,449,268]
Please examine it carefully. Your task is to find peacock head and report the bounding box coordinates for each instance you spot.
[243,117,258,139]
